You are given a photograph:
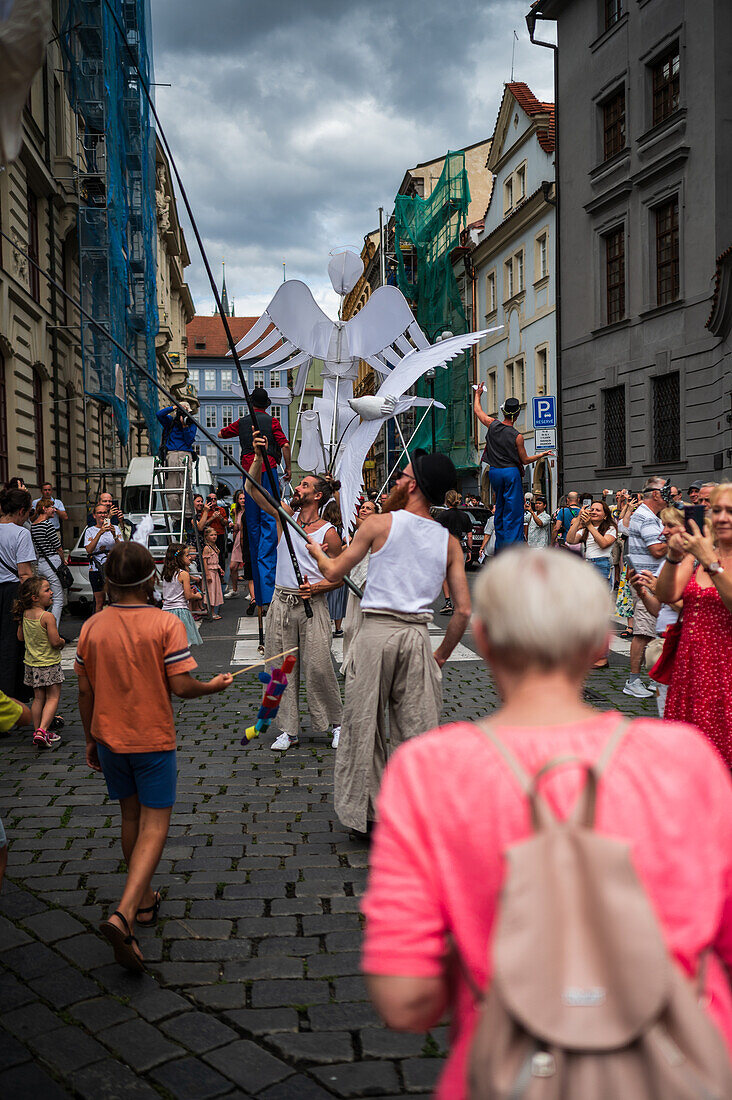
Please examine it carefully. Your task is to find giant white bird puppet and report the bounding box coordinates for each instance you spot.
[227,250,499,532]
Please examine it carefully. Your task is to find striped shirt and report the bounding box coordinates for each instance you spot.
[627,503,664,572]
[30,518,61,559]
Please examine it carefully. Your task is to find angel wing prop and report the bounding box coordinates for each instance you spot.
[335,328,500,533]
[0,0,50,166]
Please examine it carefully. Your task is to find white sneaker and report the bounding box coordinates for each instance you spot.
[623,679,654,699]
[224,589,237,600]
[270,731,299,751]
[331,725,341,749]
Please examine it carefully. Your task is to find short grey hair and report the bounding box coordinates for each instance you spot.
[642,476,666,494]
[474,548,613,670]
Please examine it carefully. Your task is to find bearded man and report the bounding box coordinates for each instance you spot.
[247,433,343,751]
[306,450,471,834]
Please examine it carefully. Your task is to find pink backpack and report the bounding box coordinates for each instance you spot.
[467,719,732,1099]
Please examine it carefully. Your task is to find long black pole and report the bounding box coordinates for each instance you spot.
[1,228,363,600]
[98,0,313,616]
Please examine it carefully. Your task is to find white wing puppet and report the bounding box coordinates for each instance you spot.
[336,329,496,534]
[0,0,50,166]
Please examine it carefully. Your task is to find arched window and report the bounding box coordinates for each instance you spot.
[32,367,45,485]
[0,352,8,484]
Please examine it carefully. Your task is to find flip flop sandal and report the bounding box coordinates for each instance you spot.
[135,891,162,927]
[99,910,145,972]
[619,629,632,638]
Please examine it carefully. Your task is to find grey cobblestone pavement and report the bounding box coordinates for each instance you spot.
[0,595,655,1098]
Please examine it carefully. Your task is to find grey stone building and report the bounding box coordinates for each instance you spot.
[528,0,732,494]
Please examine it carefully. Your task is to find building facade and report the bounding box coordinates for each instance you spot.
[186,316,291,496]
[0,3,193,542]
[529,0,732,493]
[472,82,557,505]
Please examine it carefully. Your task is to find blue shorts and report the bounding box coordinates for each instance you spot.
[96,745,177,808]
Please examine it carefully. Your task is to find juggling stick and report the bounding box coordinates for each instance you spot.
[242,654,298,743]
[230,647,299,680]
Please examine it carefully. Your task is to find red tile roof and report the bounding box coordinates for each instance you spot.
[506,81,555,153]
[187,315,259,358]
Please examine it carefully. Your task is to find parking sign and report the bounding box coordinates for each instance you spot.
[532,395,556,429]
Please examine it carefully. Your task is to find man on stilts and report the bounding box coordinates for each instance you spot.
[306,450,471,835]
[247,432,342,751]
[473,388,552,550]
[219,388,291,613]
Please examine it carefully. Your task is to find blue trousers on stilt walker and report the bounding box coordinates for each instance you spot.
[488,466,524,551]
[245,468,279,606]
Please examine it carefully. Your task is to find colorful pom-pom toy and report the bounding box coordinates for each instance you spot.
[241,652,298,743]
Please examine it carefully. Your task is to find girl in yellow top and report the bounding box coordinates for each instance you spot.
[13,576,65,749]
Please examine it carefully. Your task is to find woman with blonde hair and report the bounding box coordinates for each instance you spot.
[656,483,732,763]
[363,546,732,1098]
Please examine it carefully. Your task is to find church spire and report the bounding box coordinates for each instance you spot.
[221,260,232,317]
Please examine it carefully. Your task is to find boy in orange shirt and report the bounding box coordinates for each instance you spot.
[0,690,33,892]
[75,542,232,971]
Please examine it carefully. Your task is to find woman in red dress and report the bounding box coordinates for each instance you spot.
[656,483,732,764]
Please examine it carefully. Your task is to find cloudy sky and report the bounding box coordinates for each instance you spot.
[151,0,554,320]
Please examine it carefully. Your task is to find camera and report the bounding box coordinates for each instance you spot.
[660,480,673,505]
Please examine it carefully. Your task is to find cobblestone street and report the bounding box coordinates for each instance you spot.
[0,598,655,1099]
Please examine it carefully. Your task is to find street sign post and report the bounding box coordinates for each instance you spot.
[535,428,557,450]
[532,396,556,429]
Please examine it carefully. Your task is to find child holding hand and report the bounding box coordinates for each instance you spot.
[14,576,65,748]
[161,543,202,645]
[75,541,232,971]
[202,526,224,619]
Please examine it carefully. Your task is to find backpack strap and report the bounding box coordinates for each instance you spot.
[477,721,557,830]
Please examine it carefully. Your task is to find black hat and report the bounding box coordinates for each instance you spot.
[411,449,457,505]
[502,396,521,417]
[689,479,703,492]
[251,387,270,409]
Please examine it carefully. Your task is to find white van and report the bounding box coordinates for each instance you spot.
[67,455,214,608]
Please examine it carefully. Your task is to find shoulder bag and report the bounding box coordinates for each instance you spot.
[36,542,74,590]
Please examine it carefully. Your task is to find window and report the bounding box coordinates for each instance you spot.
[535,346,549,396]
[516,164,526,200]
[32,367,44,485]
[222,444,235,467]
[504,259,514,300]
[188,369,199,389]
[603,386,626,467]
[253,369,265,387]
[653,372,680,463]
[220,368,233,390]
[486,369,497,415]
[269,370,279,387]
[516,250,524,293]
[204,369,216,391]
[0,352,7,484]
[655,197,679,306]
[270,405,281,421]
[222,405,233,427]
[536,233,548,279]
[602,88,626,161]
[204,405,217,429]
[206,443,219,464]
[652,43,680,125]
[605,226,625,324]
[604,0,622,31]
[26,187,40,302]
[505,357,526,405]
[238,404,247,419]
[486,271,496,315]
[504,177,513,215]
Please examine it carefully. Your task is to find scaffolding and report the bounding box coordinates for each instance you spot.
[62,0,160,451]
[394,151,472,468]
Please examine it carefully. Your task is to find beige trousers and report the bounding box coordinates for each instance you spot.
[264,587,342,737]
[334,610,442,833]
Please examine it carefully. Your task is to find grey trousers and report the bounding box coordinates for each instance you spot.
[264,587,342,737]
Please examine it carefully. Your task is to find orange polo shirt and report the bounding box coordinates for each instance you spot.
[74,604,197,753]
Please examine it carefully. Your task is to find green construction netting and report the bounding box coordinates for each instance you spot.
[394,150,472,469]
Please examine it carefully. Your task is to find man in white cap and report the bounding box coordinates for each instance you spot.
[306,449,471,835]
[156,401,198,513]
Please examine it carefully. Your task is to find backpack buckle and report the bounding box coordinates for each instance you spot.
[531,1051,556,1078]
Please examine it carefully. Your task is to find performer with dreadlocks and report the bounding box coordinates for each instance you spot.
[306,450,471,834]
[246,432,343,751]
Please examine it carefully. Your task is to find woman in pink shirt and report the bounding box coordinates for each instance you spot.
[363,547,732,1099]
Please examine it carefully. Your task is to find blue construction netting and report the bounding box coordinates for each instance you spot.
[62,0,160,451]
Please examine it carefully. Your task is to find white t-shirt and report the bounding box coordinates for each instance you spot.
[523,510,551,548]
[84,524,120,571]
[31,496,65,530]
[580,527,616,560]
[0,523,36,582]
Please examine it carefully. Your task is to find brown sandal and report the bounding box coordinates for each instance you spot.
[99,910,145,972]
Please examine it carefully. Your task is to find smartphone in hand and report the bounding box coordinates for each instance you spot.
[683,504,705,534]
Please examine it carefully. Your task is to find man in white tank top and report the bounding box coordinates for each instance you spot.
[307,450,471,834]
[247,435,344,751]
